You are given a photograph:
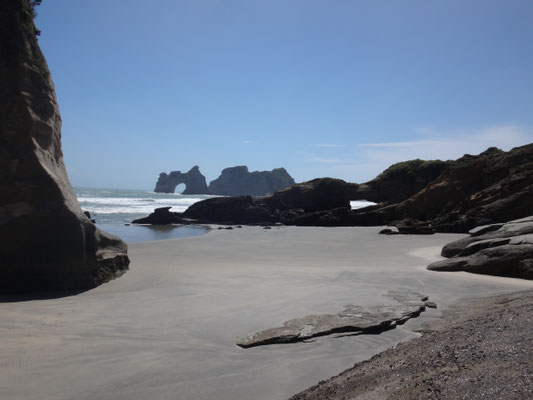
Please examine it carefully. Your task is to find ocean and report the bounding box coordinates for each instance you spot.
[75,187,375,243]
[75,187,214,243]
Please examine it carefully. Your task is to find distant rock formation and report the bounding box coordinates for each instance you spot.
[208,166,295,196]
[0,0,129,293]
[428,216,533,279]
[154,165,295,196]
[154,166,209,194]
[151,144,533,230]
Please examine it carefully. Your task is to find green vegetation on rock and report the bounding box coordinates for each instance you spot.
[381,159,448,181]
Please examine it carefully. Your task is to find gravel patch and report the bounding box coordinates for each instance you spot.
[290,290,533,400]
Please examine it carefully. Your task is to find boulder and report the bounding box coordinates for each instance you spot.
[131,207,182,225]
[441,218,533,257]
[208,166,295,196]
[263,178,360,212]
[154,165,209,194]
[428,217,533,279]
[379,227,400,235]
[428,244,533,279]
[0,0,129,293]
[182,196,277,224]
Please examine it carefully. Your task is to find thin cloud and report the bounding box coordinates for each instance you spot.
[311,143,345,148]
[336,125,533,183]
[242,140,255,144]
[309,157,342,164]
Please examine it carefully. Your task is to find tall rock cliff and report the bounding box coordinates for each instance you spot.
[208,166,295,196]
[154,165,209,194]
[0,0,129,293]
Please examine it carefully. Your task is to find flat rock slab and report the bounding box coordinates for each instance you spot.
[431,216,533,279]
[237,290,429,348]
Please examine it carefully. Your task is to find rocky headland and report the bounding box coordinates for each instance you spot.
[136,144,533,232]
[154,165,295,196]
[0,0,129,293]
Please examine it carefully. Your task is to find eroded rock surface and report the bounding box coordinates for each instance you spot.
[428,216,533,279]
[237,291,429,348]
[0,0,129,293]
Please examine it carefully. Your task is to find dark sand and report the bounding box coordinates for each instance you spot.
[291,290,533,400]
[1,227,532,400]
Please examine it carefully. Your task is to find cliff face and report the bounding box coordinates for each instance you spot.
[154,165,209,194]
[208,166,295,196]
[0,0,129,293]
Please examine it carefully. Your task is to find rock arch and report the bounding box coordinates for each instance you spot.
[154,166,209,194]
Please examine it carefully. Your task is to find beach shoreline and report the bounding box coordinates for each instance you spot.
[2,227,532,400]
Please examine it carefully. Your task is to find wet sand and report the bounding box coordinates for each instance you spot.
[1,227,532,400]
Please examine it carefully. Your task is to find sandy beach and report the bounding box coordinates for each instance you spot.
[2,227,533,400]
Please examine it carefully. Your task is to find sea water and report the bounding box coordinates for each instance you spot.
[75,187,375,243]
[75,187,214,243]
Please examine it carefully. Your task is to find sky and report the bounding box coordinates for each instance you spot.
[35,0,533,190]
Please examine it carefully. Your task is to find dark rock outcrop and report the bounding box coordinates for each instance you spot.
[208,166,295,196]
[348,145,533,232]
[131,207,183,225]
[428,217,533,279]
[261,178,360,212]
[139,145,533,230]
[237,291,429,348]
[154,165,209,194]
[183,196,279,224]
[0,0,129,293]
[355,159,449,204]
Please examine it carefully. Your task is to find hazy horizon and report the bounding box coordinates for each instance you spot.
[36,1,533,190]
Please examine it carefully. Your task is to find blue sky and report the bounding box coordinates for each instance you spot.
[36,0,533,190]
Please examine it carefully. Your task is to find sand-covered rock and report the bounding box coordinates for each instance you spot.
[0,0,129,293]
[237,291,429,348]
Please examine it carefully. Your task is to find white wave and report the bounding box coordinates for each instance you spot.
[78,196,208,215]
[82,205,191,214]
[78,196,204,206]
[350,200,376,210]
